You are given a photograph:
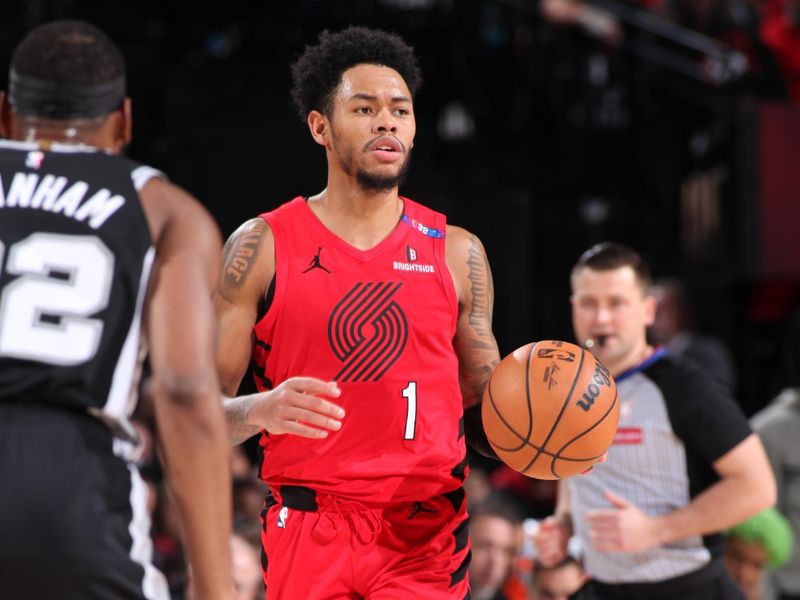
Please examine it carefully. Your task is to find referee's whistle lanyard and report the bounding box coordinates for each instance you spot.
[614,346,667,384]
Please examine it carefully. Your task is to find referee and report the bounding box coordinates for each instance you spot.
[535,243,775,599]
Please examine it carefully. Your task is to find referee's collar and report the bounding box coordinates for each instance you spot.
[615,346,668,383]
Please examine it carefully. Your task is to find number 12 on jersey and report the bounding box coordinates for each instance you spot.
[402,381,418,440]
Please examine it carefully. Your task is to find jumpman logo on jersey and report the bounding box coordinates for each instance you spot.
[303,247,332,274]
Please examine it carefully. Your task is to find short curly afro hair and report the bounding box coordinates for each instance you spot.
[290,26,422,121]
[12,20,124,86]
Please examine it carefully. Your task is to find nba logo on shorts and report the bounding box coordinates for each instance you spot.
[277,506,289,528]
[406,245,418,262]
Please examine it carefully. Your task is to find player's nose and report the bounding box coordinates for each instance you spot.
[374,109,398,133]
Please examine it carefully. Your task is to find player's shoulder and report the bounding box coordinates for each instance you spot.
[444,224,488,270]
[646,352,743,420]
[217,216,275,303]
[445,224,486,255]
[225,216,274,252]
[139,177,221,250]
[645,353,719,396]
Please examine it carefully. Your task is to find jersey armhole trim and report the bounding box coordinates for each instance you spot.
[131,166,166,192]
[253,213,286,347]
[432,212,459,336]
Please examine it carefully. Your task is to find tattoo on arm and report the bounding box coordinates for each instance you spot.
[466,235,496,348]
[223,395,262,446]
[217,219,267,302]
[458,235,501,408]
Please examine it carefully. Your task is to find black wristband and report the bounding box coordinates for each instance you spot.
[463,402,498,459]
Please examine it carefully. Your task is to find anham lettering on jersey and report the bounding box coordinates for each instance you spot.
[0,171,125,229]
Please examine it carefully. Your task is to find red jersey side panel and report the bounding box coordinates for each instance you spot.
[253,196,466,504]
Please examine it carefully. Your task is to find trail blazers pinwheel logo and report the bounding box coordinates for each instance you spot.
[328,282,408,382]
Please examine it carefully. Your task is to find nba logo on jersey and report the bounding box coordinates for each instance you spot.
[406,245,418,262]
[277,506,289,528]
[25,151,44,170]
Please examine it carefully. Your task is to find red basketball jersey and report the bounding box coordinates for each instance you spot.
[254,196,467,504]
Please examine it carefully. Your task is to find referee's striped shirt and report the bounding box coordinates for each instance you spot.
[568,349,750,584]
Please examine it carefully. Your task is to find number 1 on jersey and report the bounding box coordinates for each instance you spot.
[402,381,417,440]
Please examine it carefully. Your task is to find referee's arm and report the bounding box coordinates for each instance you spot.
[652,432,775,546]
[587,433,775,554]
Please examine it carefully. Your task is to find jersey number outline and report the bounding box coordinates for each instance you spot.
[402,381,417,440]
[0,233,114,365]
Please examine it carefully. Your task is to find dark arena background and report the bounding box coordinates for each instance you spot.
[3,0,800,419]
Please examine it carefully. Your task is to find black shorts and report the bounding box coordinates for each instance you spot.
[580,558,744,600]
[0,404,169,599]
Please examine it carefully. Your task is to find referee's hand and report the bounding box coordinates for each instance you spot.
[533,515,570,567]
[586,490,659,553]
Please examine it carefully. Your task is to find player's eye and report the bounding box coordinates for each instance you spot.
[355,106,372,114]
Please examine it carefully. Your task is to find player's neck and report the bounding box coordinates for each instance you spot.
[610,342,653,377]
[9,118,117,152]
[307,183,404,251]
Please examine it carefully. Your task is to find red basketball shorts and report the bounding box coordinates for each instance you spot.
[260,486,471,600]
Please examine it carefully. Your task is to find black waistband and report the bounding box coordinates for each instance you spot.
[279,485,319,511]
[277,485,465,513]
[591,558,726,598]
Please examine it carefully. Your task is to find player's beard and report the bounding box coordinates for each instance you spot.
[355,150,412,192]
[332,128,413,192]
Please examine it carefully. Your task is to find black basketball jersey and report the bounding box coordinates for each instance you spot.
[0,139,161,438]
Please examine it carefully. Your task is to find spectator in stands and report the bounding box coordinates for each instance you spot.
[531,555,590,600]
[188,533,263,600]
[724,508,793,600]
[649,278,737,391]
[751,309,800,600]
[760,0,800,100]
[469,499,528,600]
[661,0,788,97]
[230,533,263,600]
[232,477,269,522]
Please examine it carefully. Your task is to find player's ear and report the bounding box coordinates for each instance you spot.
[308,110,329,148]
[116,97,133,150]
[0,91,12,138]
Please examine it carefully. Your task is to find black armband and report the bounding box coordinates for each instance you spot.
[463,402,498,459]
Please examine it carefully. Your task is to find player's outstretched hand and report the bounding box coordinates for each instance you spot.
[533,515,570,567]
[248,377,344,439]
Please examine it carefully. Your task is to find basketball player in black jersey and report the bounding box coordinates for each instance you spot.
[0,21,234,599]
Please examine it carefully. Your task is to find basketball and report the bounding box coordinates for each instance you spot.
[482,340,619,479]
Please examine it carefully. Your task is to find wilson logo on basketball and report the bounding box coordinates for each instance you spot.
[327,282,408,382]
[576,361,612,412]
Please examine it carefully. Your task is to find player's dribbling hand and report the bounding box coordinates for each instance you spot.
[248,377,344,439]
[532,515,570,567]
[579,451,608,475]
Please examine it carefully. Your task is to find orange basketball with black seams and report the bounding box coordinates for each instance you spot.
[481,340,619,479]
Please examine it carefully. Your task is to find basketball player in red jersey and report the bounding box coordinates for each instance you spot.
[214,27,500,598]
